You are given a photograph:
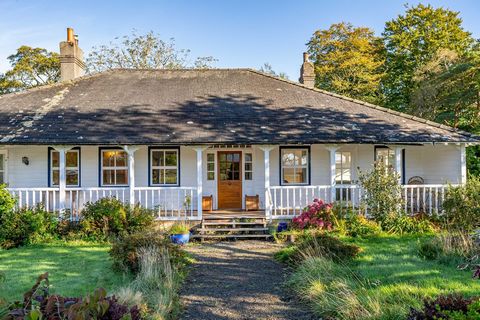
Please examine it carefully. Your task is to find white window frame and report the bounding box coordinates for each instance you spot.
[280,148,309,185]
[244,152,253,180]
[101,149,129,186]
[375,147,395,170]
[150,148,179,186]
[0,150,7,185]
[335,151,352,185]
[50,149,80,187]
[207,153,215,181]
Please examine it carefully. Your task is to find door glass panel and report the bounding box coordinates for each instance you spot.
[219,152,241,181]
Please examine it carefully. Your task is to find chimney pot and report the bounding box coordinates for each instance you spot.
[60,27,85,81]
[299,52,315,88]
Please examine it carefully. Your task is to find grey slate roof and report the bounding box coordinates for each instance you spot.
[0,68,478,145]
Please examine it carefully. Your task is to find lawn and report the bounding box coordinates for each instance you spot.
[0,241,129,301]
[286,234,480,319]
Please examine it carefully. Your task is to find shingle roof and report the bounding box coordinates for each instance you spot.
[0,68,478,145]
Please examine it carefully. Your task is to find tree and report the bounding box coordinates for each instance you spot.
[258,63,289,79]
[0,46,60,94]
[307,22,385,104]
[86,31,217,73]
[382,4,474,111]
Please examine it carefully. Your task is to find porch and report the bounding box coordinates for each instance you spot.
[2,143,465,220]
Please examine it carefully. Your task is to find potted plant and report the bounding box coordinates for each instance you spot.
[169,223,191,245]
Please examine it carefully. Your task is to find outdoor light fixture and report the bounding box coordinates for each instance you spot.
[22,157,29,165]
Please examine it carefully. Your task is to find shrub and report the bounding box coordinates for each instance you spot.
[4,273,141,320]
[0,203,58,249]
[169,223,190,234]
[80,198,154,240]
[110,231,187,273]
[275,233,361,265]
[345,214,381,237]
[358,161,403,222]
[407,294,480,320]
[443,177,480,232]
[418,239,443,260]
[381,213,435,235]
[291,199,334,230]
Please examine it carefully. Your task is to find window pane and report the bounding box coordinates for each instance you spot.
[245,163,252,171]
[283,168,295,184]
[66,151,78,167]
[207,172,215,180]
[207,163,215,171]
[52,170,59,185]
[245,172,252,180]
[0,172,4,184]
[219,153,226,161]
[301,150,308,165]
[66,170,78,185]
[103,170,115,185]
[116,170,128,185]
[207,153,214,162]
[52,151,59,167]
[165,151,177,166]
[335,152,342,164]
[233,172,240,180]
[282,152,294,166]
[165,169,177,184]
[297,168,307,183]
[116,151,127,167]
[152,151,163,167]
[335,168,343,182]
[0,155,4,170]
[343,153,351,166]
[245,153,252,162]
[103,151,115,167]
[152,169,161,184]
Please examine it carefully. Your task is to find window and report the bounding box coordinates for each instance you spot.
[375,147,395,170]
[335,152,352,184]
[150,149,179,186]
[50,149,80,186]
[281,148,309,185]
[207,153,215,180]
[101,150,128,186]
[244,153,253,180]
[0,151,6,184]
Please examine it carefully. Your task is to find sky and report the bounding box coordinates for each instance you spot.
[0,0,479,80]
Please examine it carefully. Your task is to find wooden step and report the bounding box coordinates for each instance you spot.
[198,227,268,232]
[203,215,265,220]
[202,222,265,226]
[192,234,272,239]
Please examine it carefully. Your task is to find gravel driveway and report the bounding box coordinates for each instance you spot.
[179,241,315,320]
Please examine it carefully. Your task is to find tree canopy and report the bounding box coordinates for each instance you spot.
[86,31,217,73]
[307,22,385,104]
[0,46,60,94]
[258,63,289,79]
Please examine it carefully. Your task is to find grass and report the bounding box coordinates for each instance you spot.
[285,234,480,320]
[0,241,129,301]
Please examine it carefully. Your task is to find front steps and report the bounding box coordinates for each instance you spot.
[192,214,272,240]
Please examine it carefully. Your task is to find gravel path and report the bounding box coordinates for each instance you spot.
[179,241,315,320]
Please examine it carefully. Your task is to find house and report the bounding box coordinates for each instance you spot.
[0,28,479,221]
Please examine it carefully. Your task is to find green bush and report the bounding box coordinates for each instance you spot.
[80,198,154,240]
[169,223,190,234]
[275,233,361,265]
[381,213,435,235]
[345,215,381,237]
[443,177,480,232]
[110,231,187,273]
[418,239,443,260]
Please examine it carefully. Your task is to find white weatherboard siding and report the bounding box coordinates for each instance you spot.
[2,144,464,208]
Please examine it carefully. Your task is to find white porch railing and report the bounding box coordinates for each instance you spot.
[267,185,331,218]
[266,184,452,219]
[7,186,198,220]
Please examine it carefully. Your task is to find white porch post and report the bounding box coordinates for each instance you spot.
[326,146,339,202]
[460,144,467,184]
[123,146,139,206]
[394,146,404,184]
[193,146,207,219]
[52,146,73,212]
[259,146,274,220]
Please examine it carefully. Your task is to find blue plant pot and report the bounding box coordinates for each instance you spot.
[277,222,288,233]
[170,233,190,245]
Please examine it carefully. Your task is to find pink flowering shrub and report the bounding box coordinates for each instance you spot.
[291,199,334,230]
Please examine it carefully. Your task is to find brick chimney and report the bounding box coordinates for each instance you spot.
[59,28,85,81]
[299,52,315,88]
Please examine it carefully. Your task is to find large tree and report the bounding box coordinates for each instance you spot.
[0,46,60,94]
[86,31,216,73]
[382,4,474,111]
[307,22,385,104]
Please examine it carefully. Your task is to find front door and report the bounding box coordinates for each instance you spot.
[217,151,242,209]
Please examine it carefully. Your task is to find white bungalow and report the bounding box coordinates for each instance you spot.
[0,29,478,222]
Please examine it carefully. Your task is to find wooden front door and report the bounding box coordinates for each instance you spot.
[217,151,242,209]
